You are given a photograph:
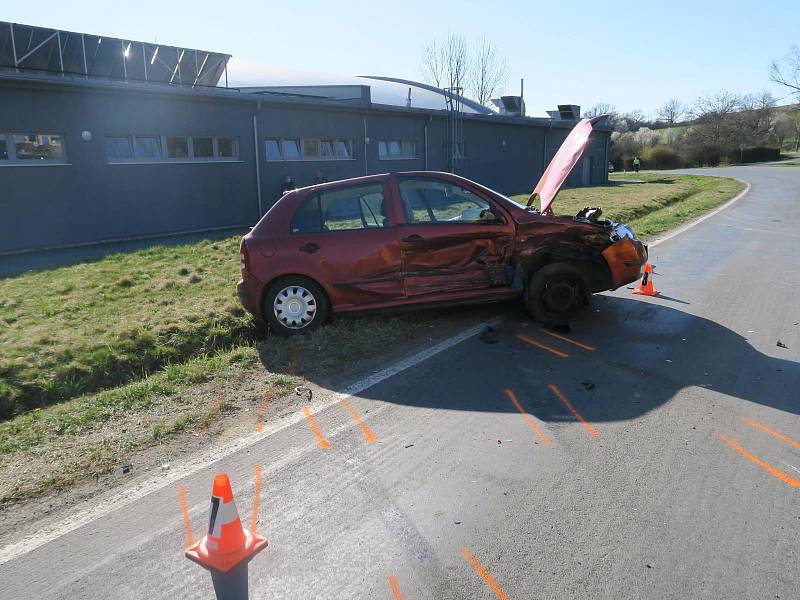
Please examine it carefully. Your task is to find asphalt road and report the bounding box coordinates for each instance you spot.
[2,164,799,599]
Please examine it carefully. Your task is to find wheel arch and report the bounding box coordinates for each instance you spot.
[517,247,612,294]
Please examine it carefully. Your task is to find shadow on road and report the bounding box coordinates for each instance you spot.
[280,295,799,424]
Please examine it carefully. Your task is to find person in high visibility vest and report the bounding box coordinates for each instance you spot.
[633,156,641,173]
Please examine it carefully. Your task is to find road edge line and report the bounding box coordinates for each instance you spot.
[0,316,503,566]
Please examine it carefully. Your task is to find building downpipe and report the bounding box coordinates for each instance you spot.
[253,107,263,217]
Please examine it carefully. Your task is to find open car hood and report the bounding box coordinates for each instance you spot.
[528,115,607,214]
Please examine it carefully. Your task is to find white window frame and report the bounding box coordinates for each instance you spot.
[264,137,355,161]
[0,132,68,166]
[378,138,418,160]
[106,135,240,164]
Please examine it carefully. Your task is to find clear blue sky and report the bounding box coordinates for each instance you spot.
[4,0,799,117]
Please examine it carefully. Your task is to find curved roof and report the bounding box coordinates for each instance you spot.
[226,59,494,114]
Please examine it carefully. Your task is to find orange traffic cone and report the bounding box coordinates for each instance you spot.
[633,263,660,296]
[185,473,268,573]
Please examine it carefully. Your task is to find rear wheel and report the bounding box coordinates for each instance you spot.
[263,276,329,336]
[525,263,588,325]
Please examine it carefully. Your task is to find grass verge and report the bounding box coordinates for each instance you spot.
[0,237,252,417]
[512,173,744,241]
[0,311,445,505]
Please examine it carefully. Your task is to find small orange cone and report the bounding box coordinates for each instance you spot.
[633,263,660,296]
[185,473,268,573]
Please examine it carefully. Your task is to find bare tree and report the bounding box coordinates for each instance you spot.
[770,45,800,100]
[656,98,685,124]
[691,90,740,144]
[584,103,617,118]
[422,34,471,95]
[470,37,508,106]
[737,91,776,144]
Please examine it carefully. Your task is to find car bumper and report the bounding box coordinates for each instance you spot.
[237,277,265,325]
[600,237,648,289]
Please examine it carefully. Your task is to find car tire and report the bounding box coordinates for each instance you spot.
[525,263,588,326]
[263,276,329,336]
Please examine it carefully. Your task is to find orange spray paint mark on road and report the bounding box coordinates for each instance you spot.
[250,464,263,533]
[388,575,406,600]
[339,398,378,444]
[548,384,599,438]
[461,547,509,600]
[194,395,224,437]
[504,388,552,445]
[719,433,800,488]
[303,406,332,449]
[177,485,194,548]
[742,417,800,450]
[542,329,595,351]
[515,334,569,358]
[256,385,277,433]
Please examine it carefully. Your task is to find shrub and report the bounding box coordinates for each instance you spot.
[642,145,683,170]
[736,146,781,163]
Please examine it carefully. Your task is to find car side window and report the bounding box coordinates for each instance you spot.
[290,183,387,234]
[290,195,321,233]
[320,183,387,231]
[398,179,497,224]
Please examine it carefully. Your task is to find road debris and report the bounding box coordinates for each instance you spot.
[776,340,789,349]
[295,386,312,401]
[479,326,498,344]
[581,381,596,391]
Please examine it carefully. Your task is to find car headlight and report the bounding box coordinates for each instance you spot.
[610,224,637,242]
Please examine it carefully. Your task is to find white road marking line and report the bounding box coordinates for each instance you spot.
[0,317,502,566]
[648,180,751,248]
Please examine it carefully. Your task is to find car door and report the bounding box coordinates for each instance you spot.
[288,180,403,309]
[394,175,516,298]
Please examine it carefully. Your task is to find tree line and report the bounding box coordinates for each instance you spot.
[590,45,800,170]
[418,37,800,170]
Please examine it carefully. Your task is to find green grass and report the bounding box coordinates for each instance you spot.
[0,237,253,418]
[0,311,441,504]
[512,173,744,241]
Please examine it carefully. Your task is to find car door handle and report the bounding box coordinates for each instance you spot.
[299,242,320,253]
[402,234,424,243]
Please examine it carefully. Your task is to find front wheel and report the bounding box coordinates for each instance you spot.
[525,263,588,326]
[263,276,329,336]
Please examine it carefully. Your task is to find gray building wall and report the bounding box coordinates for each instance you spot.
[0,81,258,254]
[0,76,610,256]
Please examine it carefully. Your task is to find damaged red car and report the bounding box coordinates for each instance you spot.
[238,117,647,335]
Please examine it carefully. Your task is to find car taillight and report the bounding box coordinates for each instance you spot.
[239,239,249,274]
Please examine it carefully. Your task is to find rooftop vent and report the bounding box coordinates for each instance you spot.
[491,95,526,116]
[548,104,581,120]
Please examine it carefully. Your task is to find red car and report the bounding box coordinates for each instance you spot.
[238,119,647,335]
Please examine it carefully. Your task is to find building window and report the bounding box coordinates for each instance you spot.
[166,136,189,158]
[193,137,214,158]
[0,133,66,164]
[265,139,281,160]
[135,136,162,160]
[265,138,354,161]
[282,139,301,160]
[217,138,237,158]
[105,136,134,160]
[106,135,239,163]
[378,139,417,160]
